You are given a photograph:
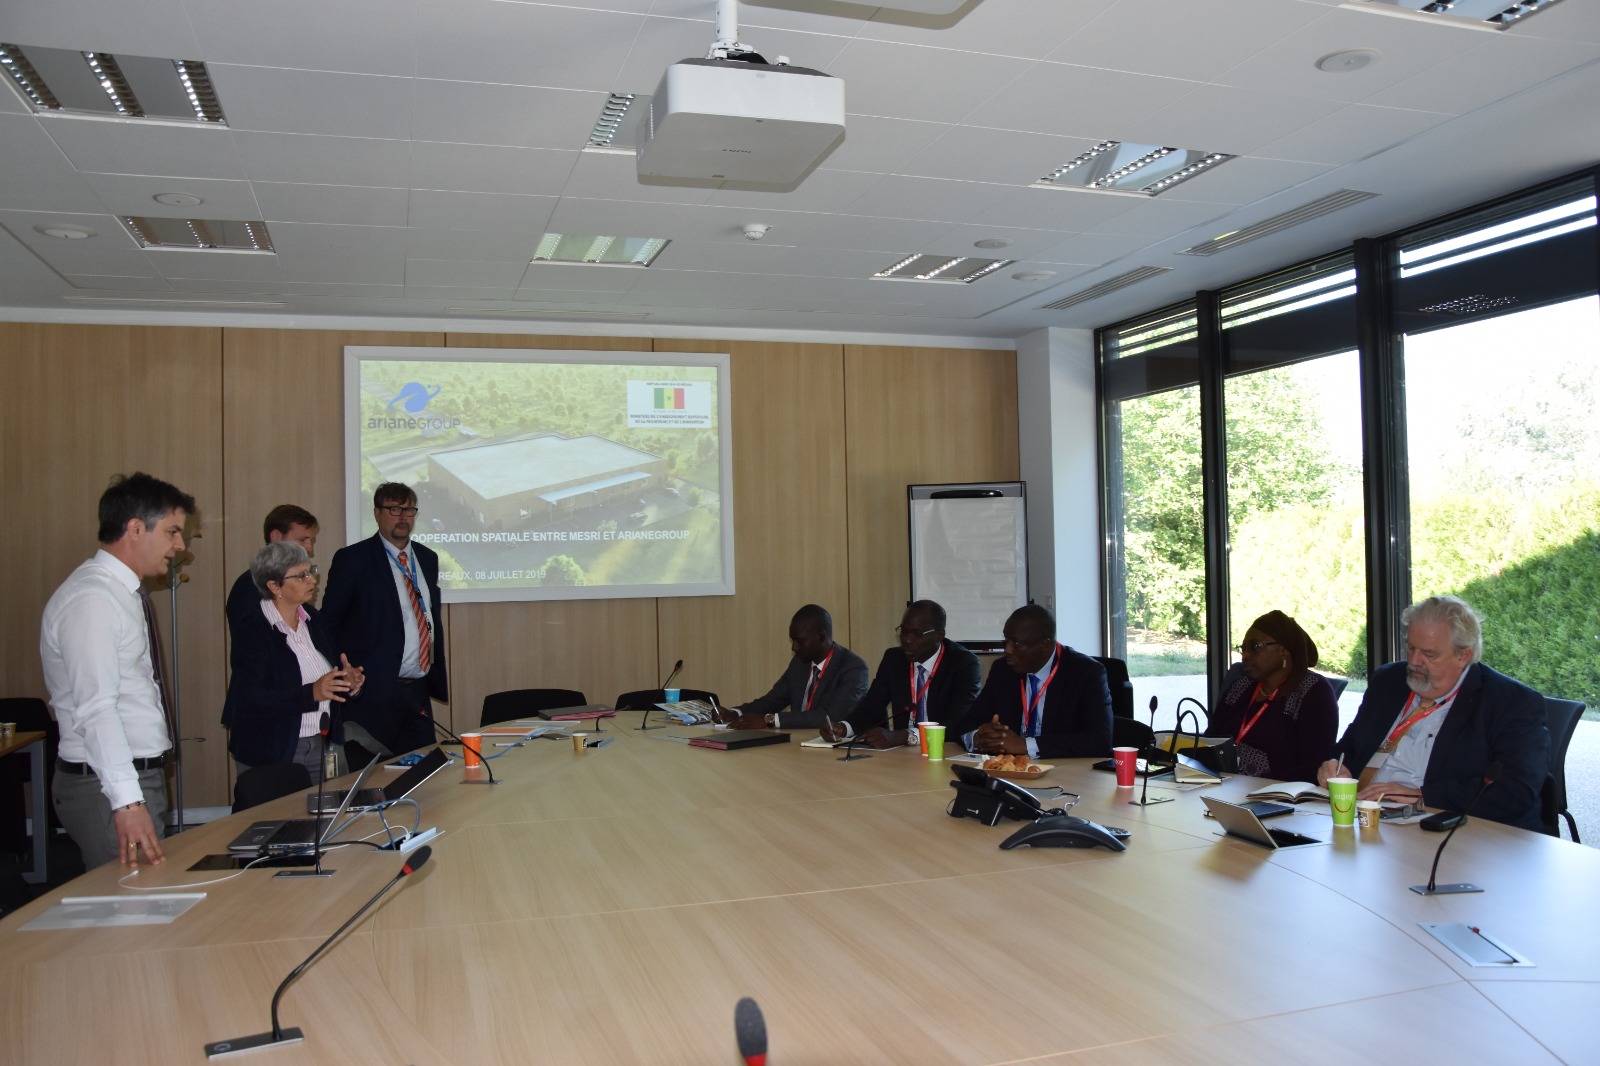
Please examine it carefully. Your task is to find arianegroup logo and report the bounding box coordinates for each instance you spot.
[388,381,442,413]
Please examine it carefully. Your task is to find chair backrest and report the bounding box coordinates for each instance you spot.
[481,688,588,728]
[1093,656,1134,719]
[1325,675,1349,700]
[613,688,720,711]
[1111,716,1154,750]
[1543,696,1586,813]
[233,762,312,813]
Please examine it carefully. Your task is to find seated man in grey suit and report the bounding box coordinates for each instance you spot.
[724,604,868,731]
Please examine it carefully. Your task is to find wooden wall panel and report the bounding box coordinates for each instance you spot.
[0,323,228,808]
[842,344,1020,652]
[654,339,853,706]
[438,333,658,729]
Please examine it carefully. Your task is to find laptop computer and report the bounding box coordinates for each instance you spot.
[228,753,381,854]
[1201,796,1324,850]
[305,746,450,814]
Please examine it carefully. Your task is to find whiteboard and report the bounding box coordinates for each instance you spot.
[908,482,1028,653]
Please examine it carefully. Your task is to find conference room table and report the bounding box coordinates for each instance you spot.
[2,716,1596,1065]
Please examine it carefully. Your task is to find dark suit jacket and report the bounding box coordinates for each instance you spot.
[221,601,348,767]
[1334,660,1549,832]
[319,534,448,752]
[844,639,982,735]
[225,568,261,634]
[954,645,1113,759]
[737,644,869,730]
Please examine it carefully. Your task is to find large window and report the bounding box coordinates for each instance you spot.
[1099,168,1600,722]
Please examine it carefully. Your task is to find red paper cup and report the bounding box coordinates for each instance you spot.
[1112,746,1139,787]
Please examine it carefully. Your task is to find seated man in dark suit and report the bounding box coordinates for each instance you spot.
[1317,595,1548,832]
[724,604,868,731]
[953,604,1112,760]
[820,600,981,749]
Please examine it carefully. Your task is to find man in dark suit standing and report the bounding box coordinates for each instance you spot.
[955,604,1112,760]
[320,483,447,759]
[821,600,981,749]
[725,604,868,731]
[225,503,319,631]
[1317,595,1548,832]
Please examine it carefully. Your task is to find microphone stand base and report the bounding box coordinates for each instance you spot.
[205,1028,305,1058]
[1130,795,1175,806]
[274,868,335,878]
[838,753,873,761]
[459,776,498,785]
[1410,882,1483,895]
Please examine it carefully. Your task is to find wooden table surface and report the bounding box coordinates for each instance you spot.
[3,717,1594,1065]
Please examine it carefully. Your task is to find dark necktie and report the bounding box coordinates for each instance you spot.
[138,586,175,740]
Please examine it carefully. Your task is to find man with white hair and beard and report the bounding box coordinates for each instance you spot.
[1317,595,1549,831]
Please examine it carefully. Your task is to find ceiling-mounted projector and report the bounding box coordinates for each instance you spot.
[636,57,845,185]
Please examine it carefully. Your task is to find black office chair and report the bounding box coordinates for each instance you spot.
[480,689,588,728]
[1217,662,1348,704]
[1541,696,1585,842]
[1093,656,1134,719]
[0,697,60,855]
[612,688,720,711]
[1112,716,1155,750]
[232,763,312,814]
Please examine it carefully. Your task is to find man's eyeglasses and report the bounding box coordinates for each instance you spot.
[1239,640,1280,654]
[284,565,320,581]
[381,505,419,517]
[896,625,941,638]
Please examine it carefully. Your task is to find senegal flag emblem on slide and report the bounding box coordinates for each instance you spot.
[654,387,686,409]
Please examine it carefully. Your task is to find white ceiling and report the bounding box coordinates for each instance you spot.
[1,0,1598,342]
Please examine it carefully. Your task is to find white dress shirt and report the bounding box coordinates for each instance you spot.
[260,599,333,737]
[40,549,171,809]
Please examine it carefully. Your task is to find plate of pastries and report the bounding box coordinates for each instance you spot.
[980,753,1054,780]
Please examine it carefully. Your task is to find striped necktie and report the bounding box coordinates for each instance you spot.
[398,551,432,674]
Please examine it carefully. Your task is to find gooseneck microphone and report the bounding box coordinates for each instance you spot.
[204,847,434,1058]
[419,708,497,785]
[660,658,683,691]
[1411,761,1501,895]
[640,659,684,731]
[734,996,767,1066]
[277,711,335,878]
[1133,696,1174,807]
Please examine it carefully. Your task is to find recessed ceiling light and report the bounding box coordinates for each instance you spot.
[0,42,227,124]
[1033,141,1233,196]
[36,224,94,240]
[153,192,204,207]
[122,216,273,251]
[1011,271,1055,282]
[1316,49,1380,73]
[1342,0,1567,30]
[973,238,1013,250]
[531,233,669,267]
[871,253,1014,283]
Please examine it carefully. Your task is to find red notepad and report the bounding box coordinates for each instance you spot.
[687,730,790,750]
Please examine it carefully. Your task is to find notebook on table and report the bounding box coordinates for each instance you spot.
[1201,796,1323,850]
[305,746,450,814]
[686,730,790,750]
[228,754,380,854]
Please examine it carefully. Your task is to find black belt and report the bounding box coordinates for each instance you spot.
[58,755,167,775]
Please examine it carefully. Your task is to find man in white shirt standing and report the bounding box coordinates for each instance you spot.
[41,472,195,869]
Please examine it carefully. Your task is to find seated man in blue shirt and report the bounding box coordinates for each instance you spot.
[953,604,1112,760]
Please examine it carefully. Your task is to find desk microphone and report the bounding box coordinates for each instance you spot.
[1133,696,1173,807]
[660,658,683,691]
[734,996,767,1066]
[1411,761,1500,895]
[204,847,434,1058]
[419,708,497,785]
[277,711,335,879]
[640,658,684,731]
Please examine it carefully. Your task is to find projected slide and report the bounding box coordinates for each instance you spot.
[344,347,734,603]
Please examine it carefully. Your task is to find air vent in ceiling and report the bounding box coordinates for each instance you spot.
[1343,0,1567,31]
[1177,190,1379,256]
[0,43,225,123]
[1040,266,1171,311]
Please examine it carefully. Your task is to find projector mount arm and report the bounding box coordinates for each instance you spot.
[706,0,787,65]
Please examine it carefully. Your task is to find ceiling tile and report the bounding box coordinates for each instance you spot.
[1030,231,1151,266]
[253,181,410,227]
[745,211,956,252]
[0,115,105,212]
[43,120,246,180]
[814,115,950,176]
[1361,35,1600,114]
[544,198,703,237]
[919,223,1082,260]
[267,222,406,259]
[960,62,1197,139]
[1085,197,1233,239]
[270,253,403,284]
[841,174,1013,223]
[1149,156,1334,206]
[6,0,201,56]
[403,284,521,301]
[1253,103,1452,166]
[407,189,558,232]
[968,185,1140,231]
[81,173,261,219]
[858,0,1086,59]
[405,227,544,262]
[1046,0,1322,80]
[148,247,282,281]
[232,131,409,186]
[415,1,643,91]
[561,151,718,206]
[1127,85,1347,156]
[0,209,145,255]
[704,167,885,213]
[411,142,580,197]
[208,66,413,139]
[824,40,1034,123]
[184,0,422,76]
[899,126,1102,184]
[519,263,643,294]
[163,276,294,293]
[405,259,529,288]
[60,274,176,291]
[410,81,606,151]
[278,280,404,297]
[612,15,853,94]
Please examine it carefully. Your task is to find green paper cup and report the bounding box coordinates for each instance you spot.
[1327,777,1358,827]
[923,723,947,761]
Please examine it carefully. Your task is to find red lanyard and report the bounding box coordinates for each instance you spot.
[1018,646,1061,736]
[1386,691,1447,747]
[803,648,835,712]
[908,644,944,721]
[1235,682,1277,743]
